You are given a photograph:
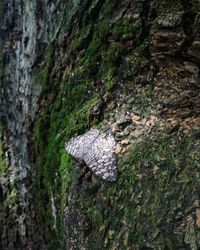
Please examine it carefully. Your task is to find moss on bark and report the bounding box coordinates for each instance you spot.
[32,0,200,249]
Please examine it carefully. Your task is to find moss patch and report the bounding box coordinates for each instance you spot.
[69,132,200,249]
[37,43,54,93]
[32,0,200,248]
[33,0,152,247]
[34,41,103,247]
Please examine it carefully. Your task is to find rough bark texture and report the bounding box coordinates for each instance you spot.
[1,0,200,249]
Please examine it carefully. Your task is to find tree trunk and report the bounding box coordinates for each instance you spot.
[1,0,200,249]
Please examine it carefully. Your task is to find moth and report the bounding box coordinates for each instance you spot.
[65,128,118,182]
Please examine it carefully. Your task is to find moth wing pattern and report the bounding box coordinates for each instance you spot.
[65,128,100,160]
[83,131,117,182]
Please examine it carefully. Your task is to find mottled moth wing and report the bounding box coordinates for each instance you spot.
[65,128,100,160]
[83,131,117,182]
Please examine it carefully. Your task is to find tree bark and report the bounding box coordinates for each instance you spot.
[1,0,200,249]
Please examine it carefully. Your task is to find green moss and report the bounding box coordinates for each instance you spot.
[59,150,74,207]
[79,1,124,66]
[164,0,181,7]
[37,43,54,93]
[123,39,149,78]
[112,18,141,38]
[79,20,109,65]
[4,185,18,215]
[72,25,92,51]
[33,3,151,247]
[104,68,116,91]
[34,39,103,246]
[100,0,116,17]
[32,1,200,248]
[68,132,200,249]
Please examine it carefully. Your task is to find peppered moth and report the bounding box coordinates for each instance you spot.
[65,128,117,182]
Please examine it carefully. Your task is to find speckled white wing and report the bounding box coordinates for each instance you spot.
[65,128,100,160]
[83,132,117,182]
